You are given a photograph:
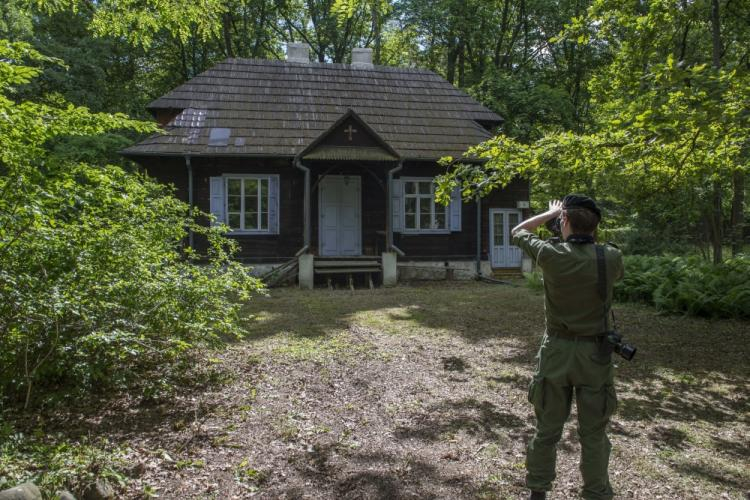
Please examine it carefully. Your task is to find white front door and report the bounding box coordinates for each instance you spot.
[319,175,361,256]
[490,209,523,268]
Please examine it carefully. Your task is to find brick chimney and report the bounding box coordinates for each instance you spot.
[351,48,374,69]
[286,43,311,63]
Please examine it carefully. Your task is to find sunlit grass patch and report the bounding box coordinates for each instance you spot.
[270,330,376,361]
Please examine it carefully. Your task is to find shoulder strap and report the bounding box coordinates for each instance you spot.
[595,245,617,332]
[595,245,607,303]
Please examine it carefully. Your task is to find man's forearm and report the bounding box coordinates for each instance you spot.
[512,201,562,235]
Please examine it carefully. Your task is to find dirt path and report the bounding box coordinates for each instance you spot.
[23,282,750,499]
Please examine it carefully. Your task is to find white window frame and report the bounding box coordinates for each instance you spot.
[223,174,273,234]
[401,177,450,234]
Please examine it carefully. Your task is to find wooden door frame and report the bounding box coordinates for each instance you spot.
[317,174,362,256]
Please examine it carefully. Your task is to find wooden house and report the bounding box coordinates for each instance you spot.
[122,44,530,287]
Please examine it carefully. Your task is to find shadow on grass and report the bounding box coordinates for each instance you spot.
[243,282,546,346]
[393,398,528,442]
[285,445,518,500]
[671,459,749,490]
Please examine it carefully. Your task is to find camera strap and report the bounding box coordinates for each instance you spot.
[595,245,617,332]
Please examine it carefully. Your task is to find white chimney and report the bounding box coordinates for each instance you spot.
[351,48,374,69]
[286,42,311,63]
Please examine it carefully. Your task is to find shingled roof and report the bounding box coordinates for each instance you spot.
[122,58,502,161]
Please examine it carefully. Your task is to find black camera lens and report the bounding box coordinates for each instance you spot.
[616,343,637,361]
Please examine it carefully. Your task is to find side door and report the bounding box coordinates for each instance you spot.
[490,209,523,267]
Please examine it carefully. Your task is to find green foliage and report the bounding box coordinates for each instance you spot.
[0,428,130,496]
[523,271,544,294]
[615,255,750,319]
[436,0,749,257]
[469,68,576,141]
[0,41,264,406]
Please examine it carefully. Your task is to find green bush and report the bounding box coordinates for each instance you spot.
[616,255,750,319]
[523,270,544,293]
[0,41,264,407]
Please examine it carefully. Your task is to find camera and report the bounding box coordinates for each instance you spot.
[606,331,637,361]
[545,216,562,235]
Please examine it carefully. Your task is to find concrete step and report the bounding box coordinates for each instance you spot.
[315,260,380,268]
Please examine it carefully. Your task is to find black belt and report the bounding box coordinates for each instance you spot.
[547,330,603,342]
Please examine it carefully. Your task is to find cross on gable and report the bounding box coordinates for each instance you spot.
[344,124,357,141]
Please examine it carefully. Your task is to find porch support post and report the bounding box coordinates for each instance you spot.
[382,251,397,287]
[298,253,314,290]
[185,155,194,249]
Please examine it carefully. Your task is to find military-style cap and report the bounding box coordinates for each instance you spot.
[562,194,601,220]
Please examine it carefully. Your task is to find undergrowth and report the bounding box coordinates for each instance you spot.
[0,425,130,496]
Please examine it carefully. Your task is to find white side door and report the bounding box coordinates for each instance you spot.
[490,209,523,267]
[319,175,361,256]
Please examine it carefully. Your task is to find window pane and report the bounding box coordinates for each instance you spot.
[227,178,241,196]
[419,200,431,215]
[508,213,519,228]
[435,212,446,229]
[246,211,258,230]
[494,216,504,246]
[405,197,417,215]
[420,213,431,229]
[227,195,241,212]
[260,211,268,230]
[404,182,416,195]
[245,178,258,195]
[228,213,240,229]
[405,213,416,229]
[419,181,432,194]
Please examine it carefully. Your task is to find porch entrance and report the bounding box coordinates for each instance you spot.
[490,209,523,268]
[318,175,362,256]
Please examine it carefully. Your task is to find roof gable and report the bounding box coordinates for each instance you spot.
[299,109,399,162]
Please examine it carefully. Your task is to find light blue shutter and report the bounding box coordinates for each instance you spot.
[269,175,279,234]
[391,178,402,232]
[449,186,462,231]
[209,176,225,226]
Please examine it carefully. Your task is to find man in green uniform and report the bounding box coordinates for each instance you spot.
[511,195,624,500]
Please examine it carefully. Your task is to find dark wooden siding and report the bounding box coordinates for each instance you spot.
[194,157,304,261]
[134,157,529,263]
[394,162,529,261]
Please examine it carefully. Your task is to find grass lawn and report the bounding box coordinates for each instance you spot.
[3,281,748,498]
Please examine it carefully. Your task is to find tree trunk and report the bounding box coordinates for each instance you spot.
[446,32,458,85]
[709,0,724,263]
[223,12,234,58]
[712,182,723,264]
[371,1,381,65]
[457,38,465,88]
[731,170,746,256]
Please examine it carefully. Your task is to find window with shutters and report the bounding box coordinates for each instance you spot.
[402,178,449,233]
[225,176,271,232]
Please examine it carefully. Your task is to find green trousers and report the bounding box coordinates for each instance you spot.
[526,333,617,499]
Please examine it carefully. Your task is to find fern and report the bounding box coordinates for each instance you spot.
[615,255,750,319]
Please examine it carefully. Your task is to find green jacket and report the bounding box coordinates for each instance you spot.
[513,229,624,336]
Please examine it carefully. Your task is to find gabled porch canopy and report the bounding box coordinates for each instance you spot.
[298,109,400,162]
[294,109,403,256]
